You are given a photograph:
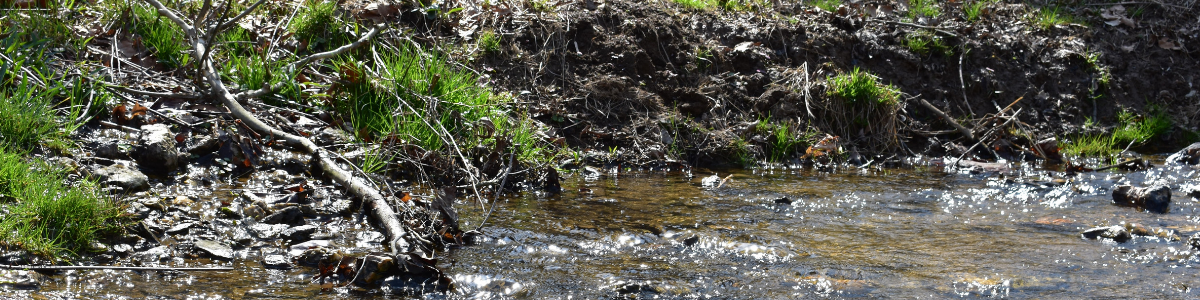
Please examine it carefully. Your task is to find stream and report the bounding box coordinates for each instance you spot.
[4,158,1200,298]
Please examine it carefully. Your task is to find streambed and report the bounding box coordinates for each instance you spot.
[5,158,1200,298]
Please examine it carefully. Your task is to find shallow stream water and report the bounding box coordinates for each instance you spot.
[6,158,1200,298]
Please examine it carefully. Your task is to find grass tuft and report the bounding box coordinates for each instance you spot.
[0,150,122,259]
[1063,109,1171,158]
[810,0,841,12]
[291,0,340,49]
[963,0,996,22]
[132,4,190,69]
[1033,6,1081,29]
[903,31,952,56]
[334,43,550,167]
[827,67,900,107]
[907,0,941,20]
[478,30,501,54]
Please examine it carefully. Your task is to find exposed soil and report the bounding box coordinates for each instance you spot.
[423,0,1200,166]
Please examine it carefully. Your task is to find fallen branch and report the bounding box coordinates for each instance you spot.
[0,264,233,271]
[141,0,411,254]
[917,98,975,140]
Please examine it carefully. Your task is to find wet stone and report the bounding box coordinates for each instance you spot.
[93,163,150,192]
[283,225,318,241]
[1112,185,1171,213]
[132,246,171,264]
[94,141,128,159]
[1166,142,1200,165]
[261,206,303,224]
[1081,226,1132,243]
[165,222,196,235]
[194,239,233,260]
[133,124,182,174]
[249,222,291,239]
[262,254,293,269]
[1189,233,1200,250]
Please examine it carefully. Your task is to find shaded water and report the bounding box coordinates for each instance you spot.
[7,159,1200,298]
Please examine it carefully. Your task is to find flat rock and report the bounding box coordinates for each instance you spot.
[93,163,150,192]
[283,225,318,241]
[1081,225,1131,243]
[194,239,233,260]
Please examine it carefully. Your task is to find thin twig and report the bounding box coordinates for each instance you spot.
[954,108,1021,165]
[882,20,959,38]
[0,264,233,271]
[236,24,387,100]
[917,98,975,140]
[475,152,514,231]
[958,49,974,117]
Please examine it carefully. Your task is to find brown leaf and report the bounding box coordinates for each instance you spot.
[1158,37,1181,50]
[131,103,148,117]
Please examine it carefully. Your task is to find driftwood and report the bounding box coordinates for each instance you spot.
[0,264,233,271]
[140,0,412,254]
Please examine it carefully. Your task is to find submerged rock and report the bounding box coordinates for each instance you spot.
[194,239,233,260]
[283,224,318,241]
[1112,185,1171,213]
[1189,233,1200,250]
[1081,226,1131,243]
[94,141,128,159]
[133,124,182,174]
[93,163,150,192]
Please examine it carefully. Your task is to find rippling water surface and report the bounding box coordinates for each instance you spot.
[7,158,1200,298]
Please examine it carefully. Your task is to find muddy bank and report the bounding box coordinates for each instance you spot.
[443,0,1200,165]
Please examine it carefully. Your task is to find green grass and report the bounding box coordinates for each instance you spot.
[827,67,900,107]
[478,30,501,54]
[290,0,340,49]
[903,31,952,56]
[810,0,841,12]
[907,0,941,20]
[756,118,815,162]
[963,0,996,22]
[334,43,550,167]
[0,149,122,259]
[672,0,769,11]
[1084,51,1112,88]
[0,79,63,150]
[132,4,190,69]
[1033,6,1081,29]
[1064,110,1171,158]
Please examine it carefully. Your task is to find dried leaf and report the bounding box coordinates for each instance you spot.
[131,103,148,117]
[1158,37,1181,50]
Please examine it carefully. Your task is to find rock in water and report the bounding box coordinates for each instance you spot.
[262,254,292,269]
[194,239,233,260]
[1189,233,1200,250]
[133,124,181,174]
[1081,226,1131,243]
[93,163,150,192]
[1112,185,1171,213]
[1166,142,1200,165]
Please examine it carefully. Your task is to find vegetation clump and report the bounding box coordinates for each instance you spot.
[1064,110,1171,158]
[132,3,190,68]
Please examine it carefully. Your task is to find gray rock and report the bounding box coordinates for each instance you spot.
[261,206,303,224]
[1113,185,1171,213]
[133,124,181,174]
[93,163,150,192]
[94,142,127,159]
[283,225,318,241]
[1167,142,1200,165]
[1081,225,1132,243]
[194,239,233,260]
[262,254,293,269]
[248,223,290,239]
[132,246,171,263]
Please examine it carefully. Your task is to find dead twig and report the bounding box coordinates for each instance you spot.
[0,264,233,271]
[917,98,975,140]
[882,20,959,38]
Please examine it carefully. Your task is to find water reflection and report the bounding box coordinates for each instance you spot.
[7,160,1200,298]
